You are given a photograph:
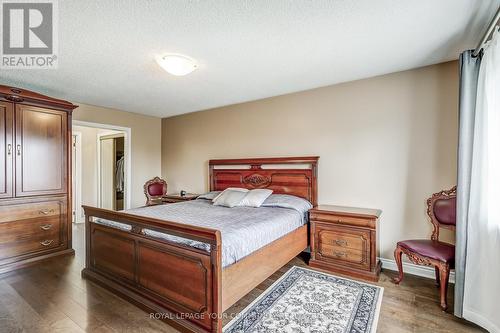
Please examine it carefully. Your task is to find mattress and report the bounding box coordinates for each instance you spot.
[95,198,309,268]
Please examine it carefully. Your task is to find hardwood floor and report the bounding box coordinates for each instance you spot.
[0,224,483,333]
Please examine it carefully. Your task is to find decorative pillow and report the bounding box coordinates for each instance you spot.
[212,188,249,208]
[212,187,247,202]
[197,191,221,200]
[238,189,273,208]
[261,194,313,214]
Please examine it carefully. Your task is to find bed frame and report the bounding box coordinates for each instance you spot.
[82,156,318,332]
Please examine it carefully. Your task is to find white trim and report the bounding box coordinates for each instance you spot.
[463,308,500,333]
[72,120,132,210]
[72,132,83,223]
[96,132,102,208]
[380,258,455,284]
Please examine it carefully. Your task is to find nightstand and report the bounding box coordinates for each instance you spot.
[162,193,199,204]
[309,205,382,281]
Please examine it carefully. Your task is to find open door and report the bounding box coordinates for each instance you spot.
[99,134,125,210]
[71,132,84,223]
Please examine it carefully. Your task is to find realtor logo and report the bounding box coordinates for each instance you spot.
[1,0,58,68]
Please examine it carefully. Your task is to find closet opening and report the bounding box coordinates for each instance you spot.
[99,133,125,210]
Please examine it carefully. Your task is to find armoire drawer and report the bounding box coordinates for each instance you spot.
[0,232,61,260]
[0,214,62,243]
[0,216,62,260]
[0,200,61,223]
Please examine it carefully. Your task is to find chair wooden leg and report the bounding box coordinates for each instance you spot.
[438,264,450,311]
[393,246,404,284]
[434,266,440,287]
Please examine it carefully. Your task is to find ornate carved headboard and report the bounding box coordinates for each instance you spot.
[209,157,319,206]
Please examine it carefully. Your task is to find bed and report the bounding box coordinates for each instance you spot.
[82,156,318,332]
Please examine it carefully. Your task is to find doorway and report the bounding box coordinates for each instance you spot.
[71,121,131,261]
[71,121,131,224]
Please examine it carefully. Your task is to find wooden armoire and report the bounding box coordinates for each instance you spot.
[0,85,77,274]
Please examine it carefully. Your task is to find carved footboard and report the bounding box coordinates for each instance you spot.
[81,206,222,333]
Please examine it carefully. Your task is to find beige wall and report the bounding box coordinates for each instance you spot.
[161,61,458,259]
[73,104,162,208]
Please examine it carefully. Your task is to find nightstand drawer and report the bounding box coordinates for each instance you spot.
[318,244,369,268]
[318,227,370,252]
[310,212,376,228]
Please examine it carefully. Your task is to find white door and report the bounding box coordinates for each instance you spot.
[72,135,76,222]
[99,138,115,210]
[71,132,83,223]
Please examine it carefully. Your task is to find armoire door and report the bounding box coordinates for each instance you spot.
[0,102,14,198]
[15,105,68,196]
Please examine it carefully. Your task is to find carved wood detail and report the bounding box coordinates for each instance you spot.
[143,176,167,206]
[131,225,143,234]
[400,245,434,267]
[242,174,272,188]
[426,186,456,241]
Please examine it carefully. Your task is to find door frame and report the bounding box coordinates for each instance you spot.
[72,131,83,223]
[72,120,132,210]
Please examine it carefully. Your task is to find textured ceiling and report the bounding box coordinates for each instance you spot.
[0,0,497,117]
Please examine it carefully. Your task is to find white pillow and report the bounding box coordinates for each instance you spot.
[212,187,248,202]
[238,189,273,208]
[212,188,249,208]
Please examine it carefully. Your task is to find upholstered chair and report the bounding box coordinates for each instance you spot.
[143,177,167,206]
[393,186,456,311]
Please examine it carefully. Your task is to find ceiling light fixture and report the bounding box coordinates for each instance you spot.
[156,54,198,76]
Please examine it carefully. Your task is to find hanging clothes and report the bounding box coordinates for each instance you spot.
[115,156,125,192]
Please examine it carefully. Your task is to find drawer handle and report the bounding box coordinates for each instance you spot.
[336,219,344,223]
[40,240,53,246]
[39,209,54,215]
[40,224,52,231]
[7,144,11,156]
[334,239,348,246]
[16,144,21,156]
[333,251,346,257]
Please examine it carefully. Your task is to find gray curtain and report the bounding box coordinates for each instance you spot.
[455,50,481,317]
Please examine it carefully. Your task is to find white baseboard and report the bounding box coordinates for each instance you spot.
[380,258,455,284]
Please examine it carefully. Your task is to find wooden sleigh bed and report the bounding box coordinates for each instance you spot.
[82,156,318,332]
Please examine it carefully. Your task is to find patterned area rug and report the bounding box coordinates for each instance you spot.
[224,266,383,333]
